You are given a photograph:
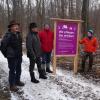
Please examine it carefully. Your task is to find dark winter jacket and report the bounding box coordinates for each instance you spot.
[26,32,41,60]
[1,32,22,58]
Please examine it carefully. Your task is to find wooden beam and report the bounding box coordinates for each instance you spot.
[50,18,83,23]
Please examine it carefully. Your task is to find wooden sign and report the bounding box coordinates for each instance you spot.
[51,18,83,74]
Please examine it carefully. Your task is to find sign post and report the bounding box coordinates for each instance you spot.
[51,18,82,74]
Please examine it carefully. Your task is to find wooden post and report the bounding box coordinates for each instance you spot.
[74,55,78,74]
[53,21,57,74]
[74,23,81,74]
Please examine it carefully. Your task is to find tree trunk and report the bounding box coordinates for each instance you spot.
[81,0,89,36]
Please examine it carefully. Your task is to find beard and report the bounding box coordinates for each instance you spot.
[88,36,92,39]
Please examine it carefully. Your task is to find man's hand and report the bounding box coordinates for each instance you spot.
[93,52,96,56]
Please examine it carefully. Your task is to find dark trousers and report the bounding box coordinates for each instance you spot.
[81,52,93,71]
[29,57,42,74]
[7,57,22,86]
[41,52,51,64]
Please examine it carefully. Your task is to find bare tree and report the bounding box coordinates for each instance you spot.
[81,0,89,35]
[0,0,100,40]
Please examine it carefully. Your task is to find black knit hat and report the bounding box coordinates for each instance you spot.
[29,22,37,31]
[8,20,20,28]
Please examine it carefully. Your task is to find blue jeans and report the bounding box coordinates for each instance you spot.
[7,57,22,86]
[41,52,51,64]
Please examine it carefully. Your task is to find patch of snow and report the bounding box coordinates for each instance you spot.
[0,51,100,100]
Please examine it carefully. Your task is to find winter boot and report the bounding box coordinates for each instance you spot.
[15,81,25,86]
[10,85,19,92]
[46,63,53,73]
[41,64,46,75]
[30,72,39,83]
[39,70,47,79]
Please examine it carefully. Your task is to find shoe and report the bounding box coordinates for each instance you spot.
[30,72,39,83]
[16,81,25,86]
[31,78,40,83]
[39,75,47,79]
[10,85,19,92]
[46,68,53,73]
[46,63,53,73]
[39,69,47,79]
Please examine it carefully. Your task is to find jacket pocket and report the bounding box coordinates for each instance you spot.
[6,47,15,58]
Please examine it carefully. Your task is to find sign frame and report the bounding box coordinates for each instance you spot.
[51,18,83,74]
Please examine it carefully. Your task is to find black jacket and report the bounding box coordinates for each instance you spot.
[26,32,41,60]
[1,32,22,58]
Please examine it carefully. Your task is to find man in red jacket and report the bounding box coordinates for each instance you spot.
[39,24,54,74]
[80,29,98,72]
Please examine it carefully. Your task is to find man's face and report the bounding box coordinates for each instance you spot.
[11,25,19,32]
[87,32,92,37]
[32,27,38,32]
[44,24,50,30]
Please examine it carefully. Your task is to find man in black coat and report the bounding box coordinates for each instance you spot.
[1,21,24,92]
[26,23,47,83]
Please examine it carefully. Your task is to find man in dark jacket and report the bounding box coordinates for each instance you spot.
[26,23,47,84]
[1,21,24,92]
[39,24,54,74]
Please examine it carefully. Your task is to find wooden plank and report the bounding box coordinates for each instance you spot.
[53,56,57,74]
[74,23,81,74]
[53,21,57,74]
[51,18,83,23]
[56,55,76,57]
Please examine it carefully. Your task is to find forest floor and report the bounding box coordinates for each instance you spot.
[0,52,100,100]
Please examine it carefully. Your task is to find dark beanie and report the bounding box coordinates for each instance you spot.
[29,23,37,31]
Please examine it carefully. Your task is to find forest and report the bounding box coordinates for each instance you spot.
[0,0,100,40]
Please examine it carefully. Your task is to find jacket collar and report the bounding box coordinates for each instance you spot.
[30,31,38,35]
[86,36,94,40]
[44,28,50,32]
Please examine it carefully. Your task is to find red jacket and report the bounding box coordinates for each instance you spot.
[80,37,98,53]
[39,29,54,52]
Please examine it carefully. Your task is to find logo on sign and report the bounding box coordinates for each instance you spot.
[62,25,68,29]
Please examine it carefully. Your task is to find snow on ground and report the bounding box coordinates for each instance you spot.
[0,51,100,100]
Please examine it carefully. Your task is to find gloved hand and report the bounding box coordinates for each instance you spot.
[93,52,96,56]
